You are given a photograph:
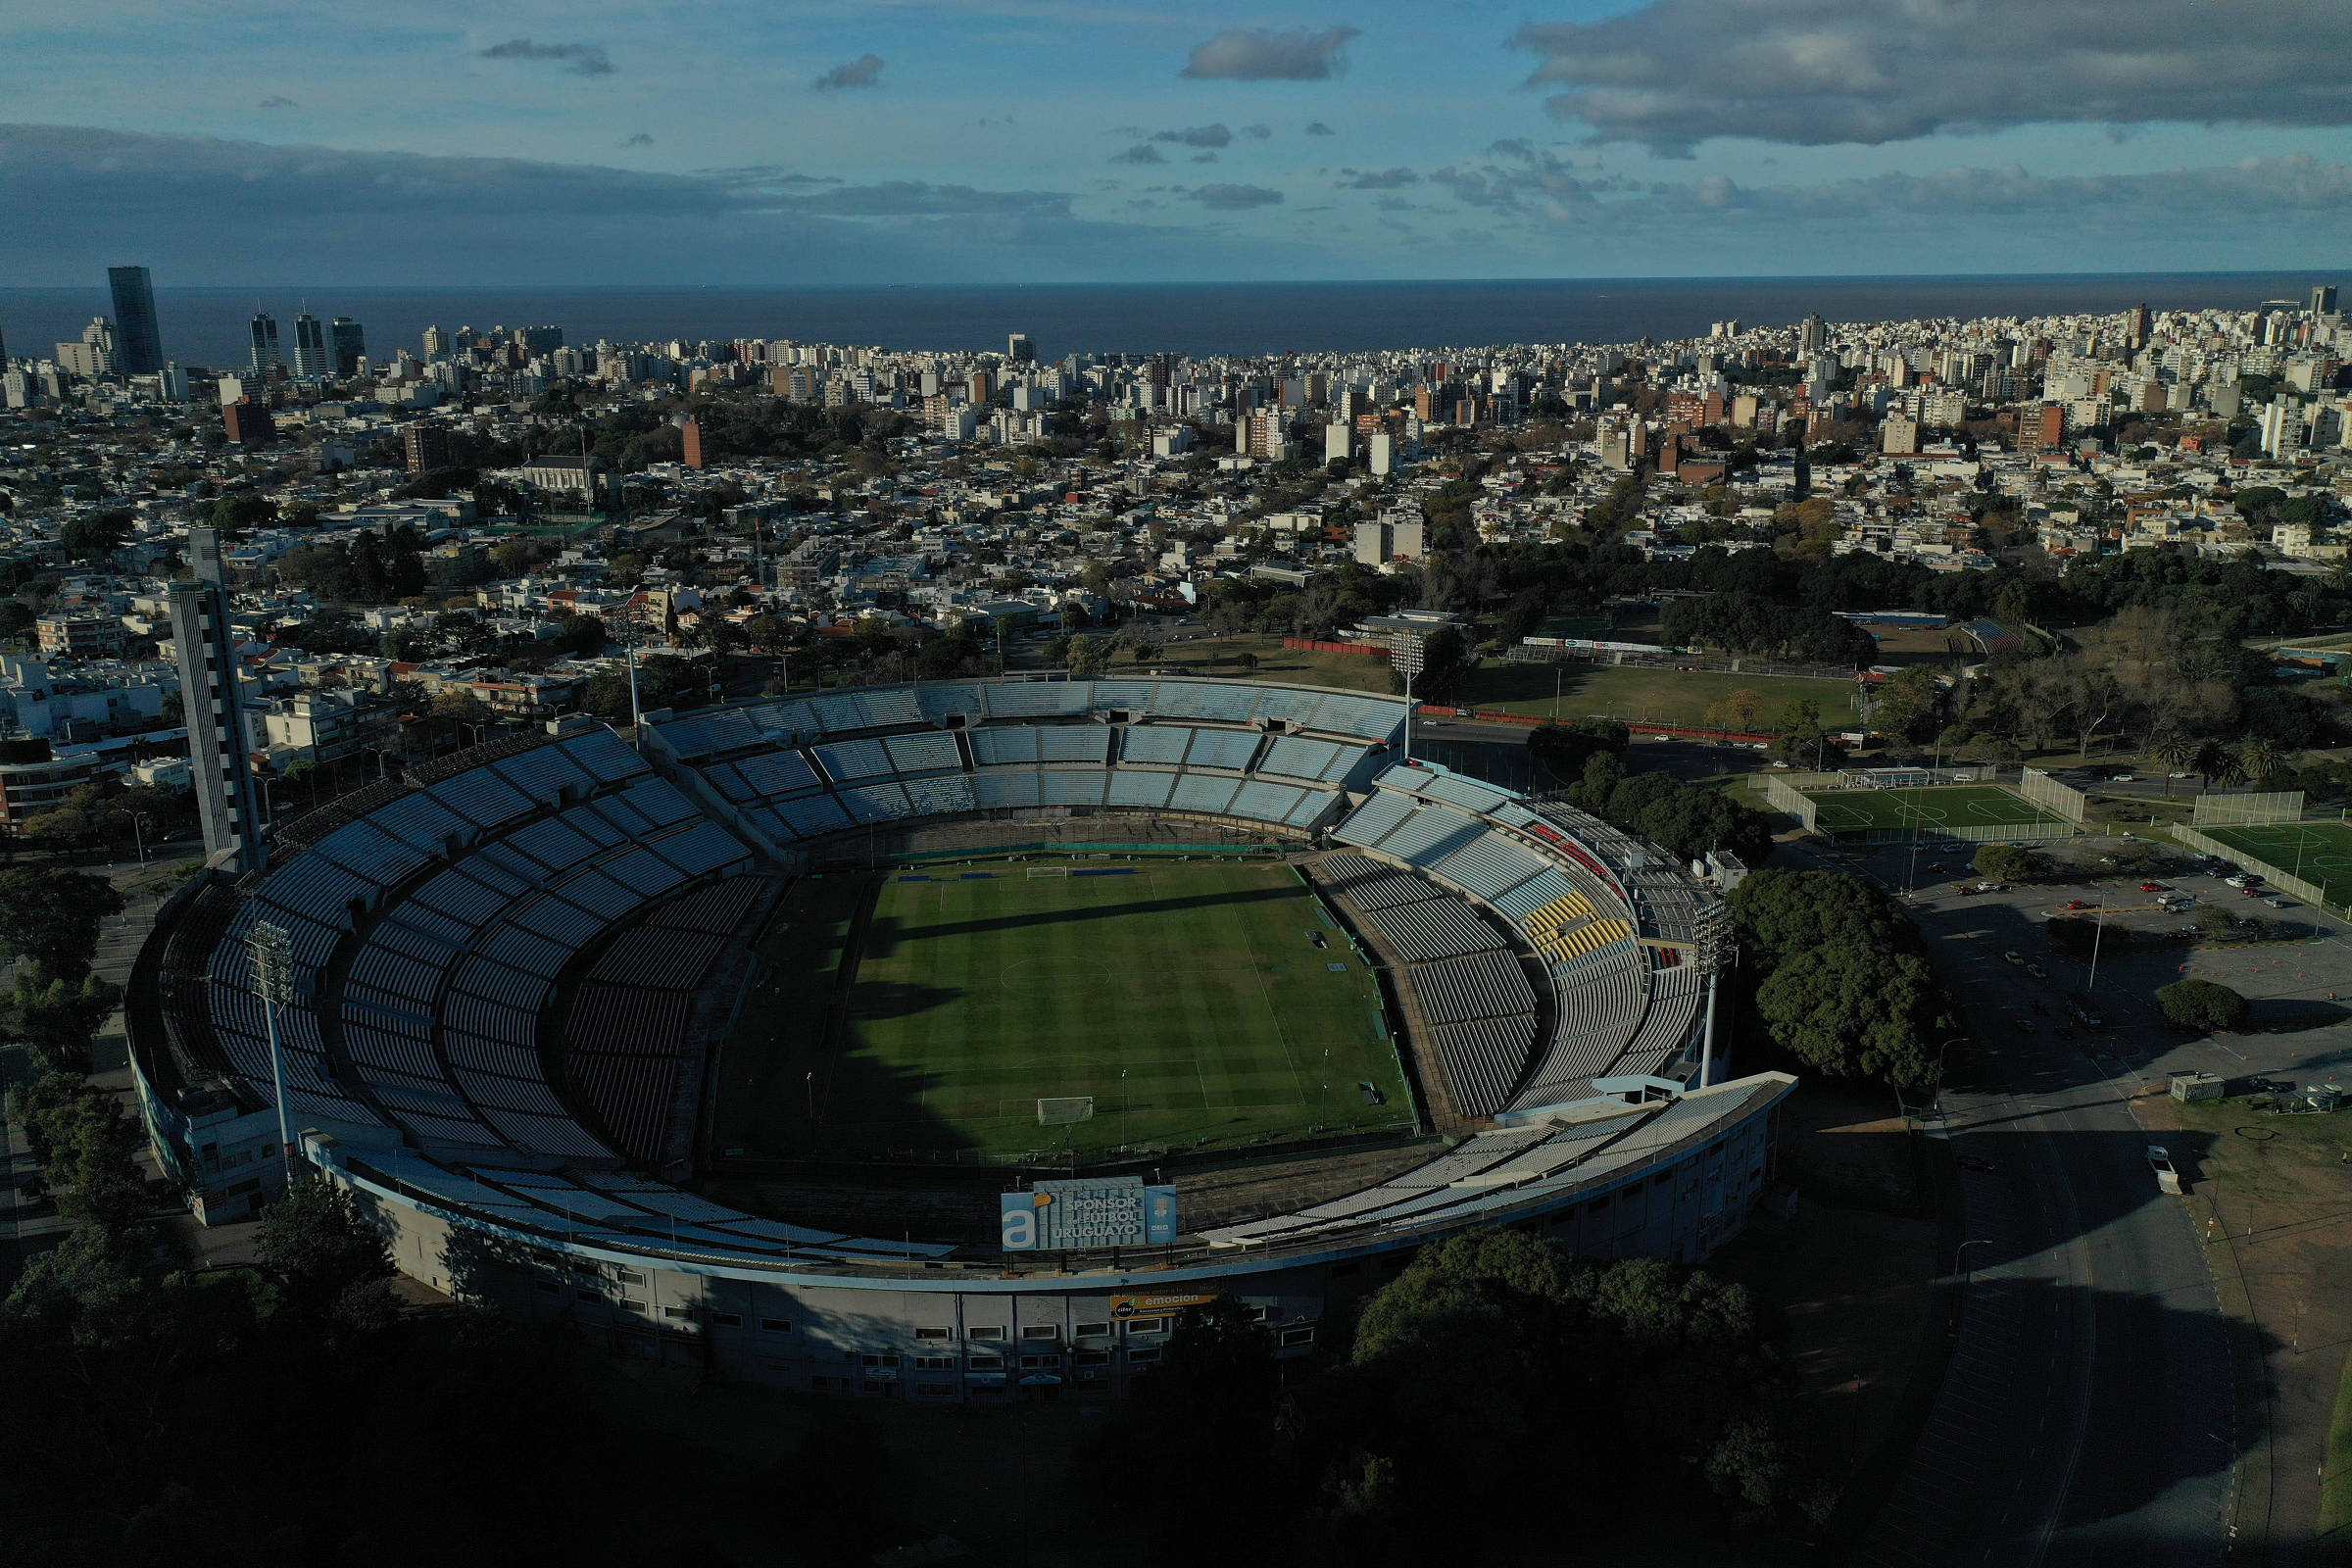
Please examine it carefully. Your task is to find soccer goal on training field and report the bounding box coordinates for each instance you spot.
[1025,865,1072,879]
[1037,1096,1095,1125]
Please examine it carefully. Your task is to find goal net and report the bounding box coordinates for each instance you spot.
[1037,1096,1095,1125]
[1025,865,1071,879]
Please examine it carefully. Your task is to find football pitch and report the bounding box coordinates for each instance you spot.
[733,860,1409,1161]
[2203,821,2352,907]
[1800,783,2072,838]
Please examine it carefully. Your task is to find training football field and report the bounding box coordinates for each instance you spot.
[806,860,1406,1160]
[1800,782,2072,838]
[2203,821,2352,907]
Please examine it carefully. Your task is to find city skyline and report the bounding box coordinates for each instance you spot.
[5,1,2352,285]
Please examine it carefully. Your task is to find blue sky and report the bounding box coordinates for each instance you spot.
[7,0,2352,284]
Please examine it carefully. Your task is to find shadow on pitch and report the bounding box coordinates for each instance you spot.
[860,884,1299,957]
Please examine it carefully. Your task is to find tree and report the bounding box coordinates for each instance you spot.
[1772,697,1830,768]
[1067,633,1110,678]
[432,688,491,727]
[1867,666,1941,745]
[0,867,124,983]
[1527,717,1628,786]
[551,613,608,658]
[1702,687,1769,733]
[2153,729,2199,795]
[256,1176,399,1330]
[9,973,122,1076]
[1752,940,1945,1088]
[743,612,789,654]
[2239,733,2282,783]
[2156,978,2247,1033]
[1727,867,1909,968]
[57,510,133,563]
[1971,844,2048,884]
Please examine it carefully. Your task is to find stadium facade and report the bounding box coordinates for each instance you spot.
[130,675,1791,1401]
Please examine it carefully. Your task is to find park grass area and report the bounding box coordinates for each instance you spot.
[1463,662,1862,730]
[1800,782,2071,837]
[731,860,1407,1162]
[2202,820,2352,908]
[1129,634,1397,695]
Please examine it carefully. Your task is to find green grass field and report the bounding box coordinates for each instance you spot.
[2203,821,2352,906]
[1800,783,2071,837]
[1465,663,1862,730]
[729,860,1408,1162]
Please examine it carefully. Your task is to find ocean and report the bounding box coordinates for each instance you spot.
[0,273,2331,371]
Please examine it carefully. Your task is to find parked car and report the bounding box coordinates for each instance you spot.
[2027,963,2048,978]
[2061,899,2093,911]
[2002,950,2025,964]
[1939,842,1968,855]
[2013,1017,2037,1034]
[2139,882,2170,893]
[2146,1146,2181,1194]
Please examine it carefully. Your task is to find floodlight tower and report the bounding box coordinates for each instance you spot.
[1691,902,1735,1089]
[250,922,297,1180]
[1389,630,1425,766]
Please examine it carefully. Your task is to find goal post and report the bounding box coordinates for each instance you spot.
[1037,1096,1095,1125]
[1025,865,1072,879]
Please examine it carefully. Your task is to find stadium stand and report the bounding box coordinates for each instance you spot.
[133,682,1777,1410]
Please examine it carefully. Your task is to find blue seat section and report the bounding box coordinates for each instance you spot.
[1105,770,1175,808]
[1490,867,1576,919]
[504,815,603,874]
[1431,833,1550,902]
[312,820,431,890]
[854,687,924,728]
[1170,773,1239,814]
[1304,693,1406,740]
[488,744,597,805]
[1151,683,1258,722]
[1183,729,1260,771]
[1413,771,1517,815]
[734,749,820,798]
[815,737,895,781]
[1088,680,1158,710]
[614,777,698,829]
[556,728,650,784]
[1242,688,1316,726]
[1332,790,1417,848]
[768,793,854,840]
[972,769,1042,808]
[1285,790,1337,825]
[806,692,866,734]
[917,683,989,724]
[358,792,472,855]
[651,708,765,760]
[1320,744,1372,781]
[969,727,1040,766]
[1229,780,1305,822]
[1382,808,1489,869]
[983,682,1089,717]
[883,732,962,774]
[425,767,538,829]
[839,783,915,822]
[1258,735,1342,781]
[903,773,977,815]
[1118,725,1192,765]
[1037,726,1108,763]
[554,868,642,920]
[1040,770,1106,808]
[649,822,754,877]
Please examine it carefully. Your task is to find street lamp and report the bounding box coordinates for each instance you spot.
[1389,631,1426,767]
[131,811,150,865]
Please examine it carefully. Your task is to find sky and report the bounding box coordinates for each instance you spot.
[6,0,2352,286]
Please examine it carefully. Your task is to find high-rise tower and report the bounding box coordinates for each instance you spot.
[107,266,164,374]
[249,313,281,373]
[291,313,329,378]
[169,528,267,873]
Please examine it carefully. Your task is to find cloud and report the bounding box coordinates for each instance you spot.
[1242,123,1273,140]
[1152,123,1231,149]
[619,132,654,148]
[1510,0,2352,153]
[1110,144,1166,166]
[1304,122,1336,136]
[1186,183,1284,210]
[1339,167,1418,189]
[1181,25,1359,81]
[258,96,296,110]
[477,38,613,76]
[0,123,1329,290]
[1190,152,1219,164]
[812,54,885,90]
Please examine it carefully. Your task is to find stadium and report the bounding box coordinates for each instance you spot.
[128,674,1791,1401]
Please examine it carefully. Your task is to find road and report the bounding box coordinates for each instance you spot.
[1830,840,2238,1568]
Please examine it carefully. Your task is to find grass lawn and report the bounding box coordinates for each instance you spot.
[1800,783,2071,837]
[1463,662,1863,729]
[711,873,867,1157]
[1137,633,1397,695]
[2203,821,2352,907]
[736,860,1407,1162]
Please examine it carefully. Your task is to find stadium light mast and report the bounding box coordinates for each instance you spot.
[250,922,297,1182]
[1389,631,1426,767]
[1692,903,1735,1089]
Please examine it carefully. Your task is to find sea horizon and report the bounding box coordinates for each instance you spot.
[1,270,2332,370]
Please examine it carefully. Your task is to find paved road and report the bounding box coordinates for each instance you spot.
[1829,839,2238,1568]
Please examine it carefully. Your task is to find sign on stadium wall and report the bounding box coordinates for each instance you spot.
[1001,1177,1180,1250]
[1520,636,1686,655]
[1107,1291,1217,1320]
